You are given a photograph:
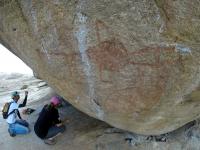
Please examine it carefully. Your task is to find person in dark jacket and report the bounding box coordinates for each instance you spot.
[34,96,66,145]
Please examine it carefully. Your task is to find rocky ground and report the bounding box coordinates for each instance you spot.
[0,73,200,150]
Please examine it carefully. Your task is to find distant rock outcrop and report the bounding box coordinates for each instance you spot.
[0,0,200,135]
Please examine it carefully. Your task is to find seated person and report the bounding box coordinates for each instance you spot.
[34,96,66,145]
[7,91,30,137]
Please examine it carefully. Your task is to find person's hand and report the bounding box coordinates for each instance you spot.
[25,91,28,96]
[64,119,70,123]
[56,123,63,127]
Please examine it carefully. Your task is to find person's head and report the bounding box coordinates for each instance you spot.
[11,91,20,102]
[50,96,61,107]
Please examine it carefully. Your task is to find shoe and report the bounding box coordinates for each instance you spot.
[44,139,56,145]
[8,129,16,137]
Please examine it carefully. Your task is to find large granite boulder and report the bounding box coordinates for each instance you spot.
[0,0,200,135]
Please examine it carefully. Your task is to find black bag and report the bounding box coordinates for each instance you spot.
[2,102,14,119]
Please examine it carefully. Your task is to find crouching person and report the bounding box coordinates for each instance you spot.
[34,96,66,145]
[7,91,30,137]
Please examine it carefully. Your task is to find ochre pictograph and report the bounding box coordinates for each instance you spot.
[87,20,182,82]
[102,44,183,115]
[87,38,129,81]
[36,19,185,113]
[86,20,129,81]
[85,20,185,114]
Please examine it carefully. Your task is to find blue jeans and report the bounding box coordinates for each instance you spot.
[8,120,30,135]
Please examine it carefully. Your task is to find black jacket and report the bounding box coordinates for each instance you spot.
[34,104,60,139]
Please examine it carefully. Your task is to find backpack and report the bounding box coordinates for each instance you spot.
[2,102,14,119]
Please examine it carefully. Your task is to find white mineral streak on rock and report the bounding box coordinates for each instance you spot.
[45,8,52,23]
[44,10,59,61]
[74,1,104,120]
[154,6,166,34]
[44,8,59,47]
[174,44,200,104]
[175,44,192,54]
[155,12,165,33]
[159,23,165,33]
[156,13,160,21]
[41,37,51,61]
[53,27,59,48]
[30,1,38,34]
[29,1,50,61]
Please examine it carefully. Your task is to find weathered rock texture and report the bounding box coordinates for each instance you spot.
[0,0,200,135]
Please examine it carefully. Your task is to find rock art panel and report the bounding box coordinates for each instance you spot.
[0,0,200,135]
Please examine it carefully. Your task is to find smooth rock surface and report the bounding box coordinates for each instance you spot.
[0,0,200,135]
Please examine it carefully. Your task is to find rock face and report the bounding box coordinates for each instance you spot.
[0,0,200,135]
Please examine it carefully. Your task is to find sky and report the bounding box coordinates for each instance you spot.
[0,44,33,75]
